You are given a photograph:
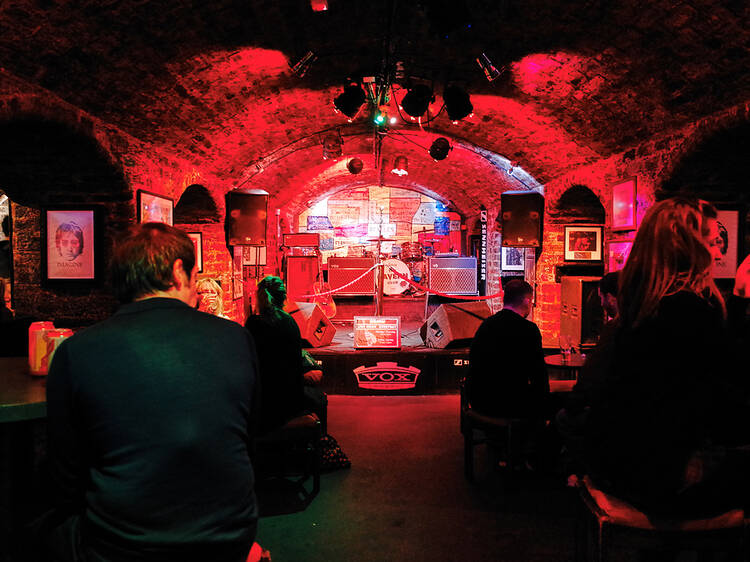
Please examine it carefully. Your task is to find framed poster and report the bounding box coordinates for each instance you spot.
[137,190,174,225]
[608,239,633,272]
[187,232,203,273]
[42,207,101,285]
[232,245,243,300]
[501,246,525,271]
[611,177,637,231]
[713,209,740,279]
[564,225,603,262]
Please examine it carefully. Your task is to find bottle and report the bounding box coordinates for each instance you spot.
[28,321,55,375]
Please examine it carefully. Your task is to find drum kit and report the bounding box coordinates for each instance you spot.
[362,235,442,295]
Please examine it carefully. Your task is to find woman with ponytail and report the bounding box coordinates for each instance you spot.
[580,196,750,519]
[245,276,306,434]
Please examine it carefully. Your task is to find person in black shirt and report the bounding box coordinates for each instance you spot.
[245,276,306,434]
[43,223,260,562]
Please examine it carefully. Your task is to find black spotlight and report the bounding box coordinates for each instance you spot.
[347,158,364,174]
[401,84,435,118]
[443,85,473,121]
[333,85,366,119]
[429,137,451,161]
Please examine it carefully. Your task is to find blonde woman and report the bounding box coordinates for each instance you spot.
[196,277,227,319]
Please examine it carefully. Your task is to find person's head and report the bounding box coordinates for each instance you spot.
[55,222,84,261]
[619,196,722,327]
[697,200,725,264]
[598,271,620,320]
[502,279,533,318]
[256,276,286,314]
[196,277,224,316]
[110,222,197,305]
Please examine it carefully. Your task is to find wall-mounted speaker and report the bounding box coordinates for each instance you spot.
[500,191,544,247]
[420,301,492,349]
[286,301,336,348]
[226,189,268,246]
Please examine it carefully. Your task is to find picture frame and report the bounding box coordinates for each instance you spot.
[137,190,174,225]
[608,238,634,272]
[564,225,603,262]
[611,177,637,231]
[501,246,525,271]
[713,209,741,279]
[187,232,203,273]
[42,207,102,286]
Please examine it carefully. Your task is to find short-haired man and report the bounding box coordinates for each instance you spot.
[43,223,259,562]
[468,279,549,419]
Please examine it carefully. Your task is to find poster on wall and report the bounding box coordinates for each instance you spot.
[608,239,633,271]
[713,209,740,278]
[43,208,99,284]
[232,245,243,300]
[137,190,174,225]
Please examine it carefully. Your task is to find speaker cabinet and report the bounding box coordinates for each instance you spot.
[286,256,319,299]
[501,191,544,247]
[328,257,376,296]
[428,257,477,295]
[286,301,336,348]
[420,301,492,349]
[560,276,604,349]
[226,190,268,246]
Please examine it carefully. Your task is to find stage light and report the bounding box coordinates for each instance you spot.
[476,52,502,81]
[443,85,473,122]
[289,51,316,77]
[429,137,451,161]
[373,111,386,126]
[310,0,328,11]
[347,158,364,174]
[391,156,408,176]
[400,85,434,118]
[322,133,342,160]
[389,116,398,125]
[333,85,366,119]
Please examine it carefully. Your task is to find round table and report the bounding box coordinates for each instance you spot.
[544,353,587,380]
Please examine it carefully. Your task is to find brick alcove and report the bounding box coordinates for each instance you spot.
[0,116,131,325]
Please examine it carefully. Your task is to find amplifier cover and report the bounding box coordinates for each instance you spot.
[428,257,477,295]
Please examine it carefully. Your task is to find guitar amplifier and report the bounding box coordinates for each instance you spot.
[328,257,376,296]
[286,256,318,299]
[428,257,478,295]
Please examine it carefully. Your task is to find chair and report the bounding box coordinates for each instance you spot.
[459,377,523,481]
[253,413,322,501]
[573,474,748,562]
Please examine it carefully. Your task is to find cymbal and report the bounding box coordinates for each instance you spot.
[366,237,396,242]
[421,237,442,242]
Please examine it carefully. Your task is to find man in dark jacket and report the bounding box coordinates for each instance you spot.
[467,279,549,418]
[43,222,260,562]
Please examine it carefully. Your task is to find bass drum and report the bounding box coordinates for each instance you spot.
[382,259,411,295]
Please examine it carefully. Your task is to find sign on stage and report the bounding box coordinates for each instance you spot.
[353,316,401,349]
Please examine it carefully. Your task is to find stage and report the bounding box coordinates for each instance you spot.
[300,294,473,395]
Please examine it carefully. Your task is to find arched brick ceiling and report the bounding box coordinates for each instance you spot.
[0,0,747,191]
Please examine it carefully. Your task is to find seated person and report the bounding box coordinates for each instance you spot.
[578,197,750,518]
[467,279,549,419]
[40,223,260,562]
[245,276,306,434]
[0,277,12,324]
[196,277,228,318]
[597,271,619,325]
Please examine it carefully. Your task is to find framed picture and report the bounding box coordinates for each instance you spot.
[187,232,203,273]
[608,238,634,272]
[232,245,243,300]
[713,209,740,279]
[564,225,603,262]
[611,177,637,231]
[501,246,525,271]
[42,207,102,285]
[137,190,174,225]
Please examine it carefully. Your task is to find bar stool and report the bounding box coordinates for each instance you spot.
[459,378,523,481]
[253,412,322,500]
[572,474,748,561]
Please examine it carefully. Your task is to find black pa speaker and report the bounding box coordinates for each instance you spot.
[226,190,268,246]
[420,301,492,349]
[500,191,544,247]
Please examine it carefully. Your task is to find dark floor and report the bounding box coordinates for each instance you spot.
[254,395,579,562]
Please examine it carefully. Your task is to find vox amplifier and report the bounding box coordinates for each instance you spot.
[328,257,376,296]
[428,257,478,295]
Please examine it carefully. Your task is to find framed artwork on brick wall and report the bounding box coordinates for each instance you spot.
[137,190,174,225]
[611,177,637,231]
[501,246,525,271]
[564,225,603,262]
[187,232,203,273]
[42,207,102,286]
[608,238,633,272]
